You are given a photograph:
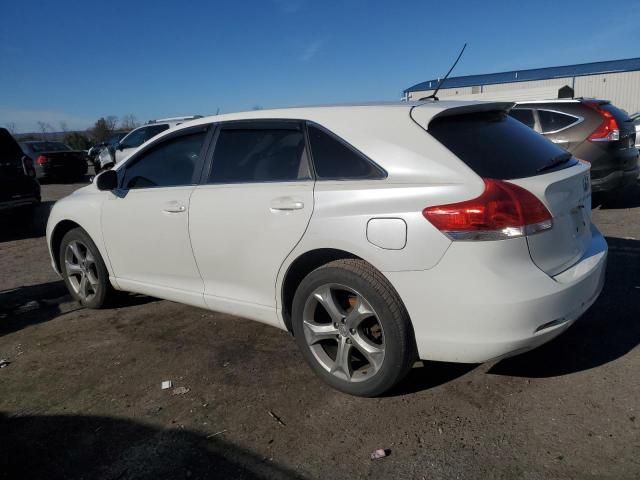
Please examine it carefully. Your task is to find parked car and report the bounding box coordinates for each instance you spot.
[46,102,607,396]
[107,116,202,164]
[20,141,88,182]
[0,128,40,213]
[509,99,638,194]
[630,112,640,148]
[88,132,128,160]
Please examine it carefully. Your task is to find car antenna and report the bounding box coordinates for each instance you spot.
[420,43,467,101]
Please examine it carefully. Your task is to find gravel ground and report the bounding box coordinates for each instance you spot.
[0,180,639,480]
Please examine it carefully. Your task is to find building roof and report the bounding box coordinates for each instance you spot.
[405,57,640,93]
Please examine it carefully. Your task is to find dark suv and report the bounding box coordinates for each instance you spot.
[0,128,40,213]
[509,99,639,194]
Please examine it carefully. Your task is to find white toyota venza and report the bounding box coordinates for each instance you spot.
[46,101,607,396]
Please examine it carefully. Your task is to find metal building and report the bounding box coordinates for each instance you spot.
[404,57,640,114]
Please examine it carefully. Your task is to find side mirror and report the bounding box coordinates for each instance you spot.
[117,143,125,151]
[96,170,118,191]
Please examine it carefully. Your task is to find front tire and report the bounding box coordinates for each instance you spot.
[59,228,115,309]
[291,259,416,397]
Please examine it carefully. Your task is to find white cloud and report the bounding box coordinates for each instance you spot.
[299,38,327,62]
[0,106,94,133]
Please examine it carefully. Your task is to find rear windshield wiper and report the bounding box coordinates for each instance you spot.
[537,152,573,173]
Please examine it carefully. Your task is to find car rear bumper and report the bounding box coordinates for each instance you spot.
[384,226,607,363]
[591,165,639,192]
[589,146,639,192]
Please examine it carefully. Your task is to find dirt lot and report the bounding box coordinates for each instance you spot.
[1,180,639,480]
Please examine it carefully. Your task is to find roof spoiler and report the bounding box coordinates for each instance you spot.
[410,101,514,131]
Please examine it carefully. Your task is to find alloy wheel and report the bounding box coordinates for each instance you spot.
[64,240,99,303]
[302,283,385,382]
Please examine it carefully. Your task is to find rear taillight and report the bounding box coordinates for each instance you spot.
[585,101,620,142]
[36,155,49,165]
[423,179,553,241]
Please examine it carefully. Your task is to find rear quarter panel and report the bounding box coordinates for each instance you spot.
[275,108,487,310]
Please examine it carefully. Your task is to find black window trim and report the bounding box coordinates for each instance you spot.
[203,118,314,186]
[304,121,388,181]
[116,123,214,191]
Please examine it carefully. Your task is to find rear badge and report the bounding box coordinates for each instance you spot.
[583,175,590,193]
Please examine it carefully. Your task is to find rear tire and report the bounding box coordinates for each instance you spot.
[291,259,416,397]
[59,227,115,309]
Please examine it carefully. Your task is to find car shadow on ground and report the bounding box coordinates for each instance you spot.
[0,200,54,243]
[0,280,71,336]
[386,361,479,397]
[0,412,305,480]
[0,280,157,337]
[489,236,640,378]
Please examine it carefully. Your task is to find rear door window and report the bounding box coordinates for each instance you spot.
[428,110,576,179]
[307,124,385,180]
[509,109,536,129]
[538,110,579,133]
[209,124,311,183]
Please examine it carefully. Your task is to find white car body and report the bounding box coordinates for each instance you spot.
[46,101,607,365]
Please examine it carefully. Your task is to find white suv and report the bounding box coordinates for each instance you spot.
[46,102,607,396]
[110,116,202,164]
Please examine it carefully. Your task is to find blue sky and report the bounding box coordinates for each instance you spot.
[1,0,639,132]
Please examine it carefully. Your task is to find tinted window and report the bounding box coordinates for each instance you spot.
[145,124,170,141]
[25,142,70,152]
[428,110,574,179]
[209,127,310,183]
[538,110,578,133]
[308,125,384,179]
[120,128,148,149]
[121,132,205,189]
[509,109,535,129]
[1,128,24,165]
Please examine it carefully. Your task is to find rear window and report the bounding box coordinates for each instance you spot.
[509,109,535,129]
[27,142,70,152]
[428,110,575,179]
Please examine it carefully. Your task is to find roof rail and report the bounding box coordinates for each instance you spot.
[146,115,203,124]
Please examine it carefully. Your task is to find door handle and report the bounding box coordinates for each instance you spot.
[270,197,304,211]
[163,201,186,213]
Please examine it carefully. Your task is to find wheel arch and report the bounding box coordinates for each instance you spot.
[50,219,83,274]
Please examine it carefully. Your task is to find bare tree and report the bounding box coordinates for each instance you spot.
[59,121,69,133]
[120,114,139,131]
[37,121,52,140]
[5,122,17,135]
[105,116,118,131]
